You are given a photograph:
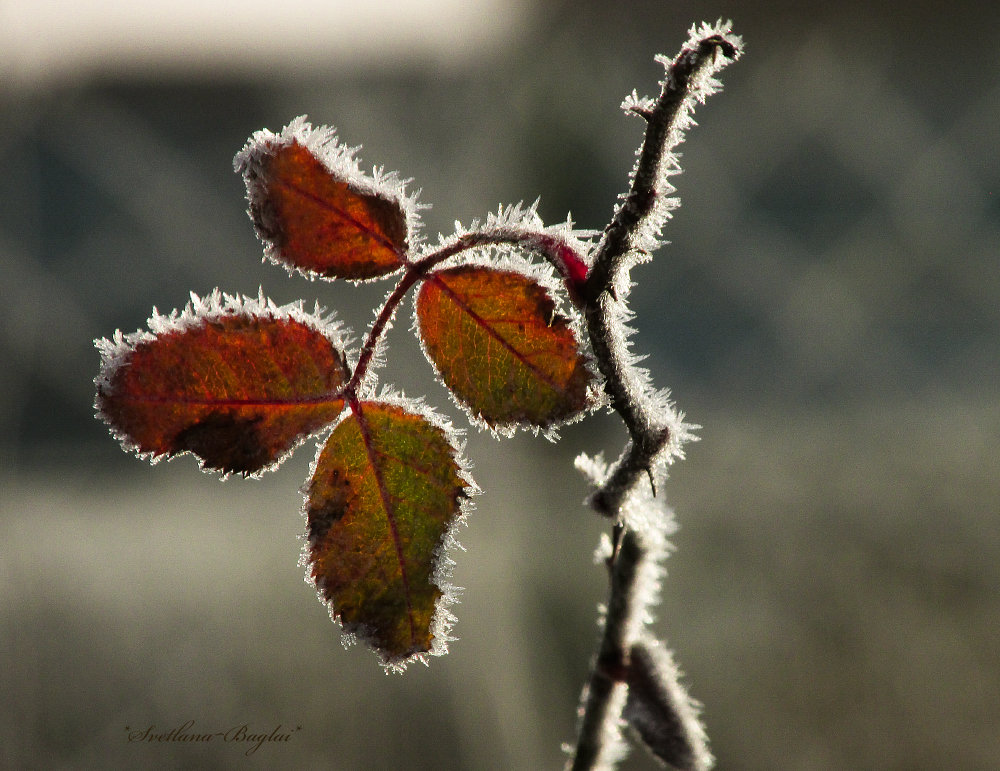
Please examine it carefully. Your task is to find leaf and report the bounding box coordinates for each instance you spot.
[624,638,711,771]
[415,265,594,431]
[235,118,410,280]
[95,292,348,475]
[304,400,471,666]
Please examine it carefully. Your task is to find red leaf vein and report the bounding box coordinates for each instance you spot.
[352,402,417,646]
[278,178,407,263]
[427,273,566,395]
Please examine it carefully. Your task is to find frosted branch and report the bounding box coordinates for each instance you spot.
[570,22,742,771]
[583,22,742,514]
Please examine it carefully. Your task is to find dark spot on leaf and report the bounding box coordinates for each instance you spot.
[172,412,270,474]
[307,499,348,545]
[306,468,351,544]
[249,195,285,248]
[362,191,408,254]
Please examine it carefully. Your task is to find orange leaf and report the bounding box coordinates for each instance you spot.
[415,265,594,431]
[236,119,409,280]
[305,401,471,665]
[95,293,348,475]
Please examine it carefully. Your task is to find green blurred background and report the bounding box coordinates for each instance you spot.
[2,0,998,768]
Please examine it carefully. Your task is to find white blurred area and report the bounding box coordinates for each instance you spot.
[0,0,532,85]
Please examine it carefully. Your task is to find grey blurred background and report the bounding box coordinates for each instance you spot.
[2,0,998,768]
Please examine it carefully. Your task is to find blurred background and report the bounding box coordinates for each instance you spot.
[2,0,998,768]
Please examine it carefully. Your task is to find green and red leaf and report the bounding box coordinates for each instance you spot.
[304,400,472,666]
[235,117,413,280]
[95,291,348,475]
[415,265,595,432]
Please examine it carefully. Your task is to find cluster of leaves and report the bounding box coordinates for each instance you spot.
[95,20,742,770]
[95,116,602,669]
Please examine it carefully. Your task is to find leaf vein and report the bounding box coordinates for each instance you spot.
[430,275,568,396]
[353,403,418,649]
[278,178,406,263]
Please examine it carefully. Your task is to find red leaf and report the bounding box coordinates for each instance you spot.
[236,118,410,280]
[95,292,348,475]
[415,265,595,431]
[305,400,471,666]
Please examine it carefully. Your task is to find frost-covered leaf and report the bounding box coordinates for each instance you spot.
[235,117,412,280]
[304,400,472,667]
[414,265,595,432]
[624,638,712,771]
[95,292,348,475]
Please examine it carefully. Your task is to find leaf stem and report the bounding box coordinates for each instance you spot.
[571,24,742,771]
[344,267,423,398]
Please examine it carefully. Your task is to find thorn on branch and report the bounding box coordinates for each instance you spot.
[627,105,654,122]
[608,521,626,568]
[700,34,739,61]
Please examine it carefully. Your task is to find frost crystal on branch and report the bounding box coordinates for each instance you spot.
[621,90,656,121]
